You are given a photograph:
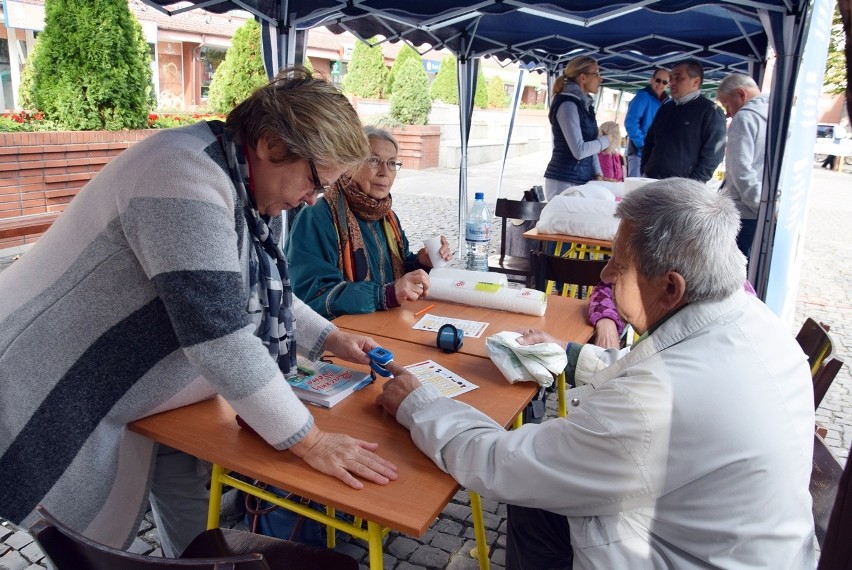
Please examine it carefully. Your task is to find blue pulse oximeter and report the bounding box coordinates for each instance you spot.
[368,347,394,377]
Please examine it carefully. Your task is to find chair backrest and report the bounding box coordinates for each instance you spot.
[817,437,852,569]
[795,318,843,408]
[531,250,608,297]
[811,433,844,548]
[494,198,546,257]
[31,506,270,570]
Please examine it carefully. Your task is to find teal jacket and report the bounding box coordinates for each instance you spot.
[286,197,421,319]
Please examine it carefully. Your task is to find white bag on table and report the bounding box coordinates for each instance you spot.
[485,331,567,387]
[536,195,618,240]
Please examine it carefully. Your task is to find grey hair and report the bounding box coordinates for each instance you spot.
[615,178,746,302]
[717,73,759,97]
[363,125,399,153]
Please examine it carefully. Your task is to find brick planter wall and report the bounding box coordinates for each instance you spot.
[390,125,441,170]
[0,130,156,248]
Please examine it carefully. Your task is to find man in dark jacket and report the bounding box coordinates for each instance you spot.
[641,59,726,183]
[624,68,670,177]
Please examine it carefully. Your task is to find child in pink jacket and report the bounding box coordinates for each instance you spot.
[597,121,625,182]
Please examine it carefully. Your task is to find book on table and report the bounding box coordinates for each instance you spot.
[286,359,373,408]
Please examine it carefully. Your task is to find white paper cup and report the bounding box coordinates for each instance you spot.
[424,236,447,268]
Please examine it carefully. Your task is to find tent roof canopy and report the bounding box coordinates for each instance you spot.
[142,0,803,89]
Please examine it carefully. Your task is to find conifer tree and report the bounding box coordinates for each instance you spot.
[474,66,488,109]
[386,44,421,96]
[207,19,268,113]
[27,0,153,130]
[487,76,509,108]
[341,38,387,98]
[390,58,432,125]
[430,55,458,104]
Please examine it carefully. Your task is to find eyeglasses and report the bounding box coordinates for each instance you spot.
[367,156,403,172]
[654,78,669,85]
[584,71,601,78]
[308,159,331,195]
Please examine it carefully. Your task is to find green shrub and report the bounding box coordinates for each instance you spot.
[207,19,268,113]
[474,67,488,109]
[487,76,509,108]
[386,45,421,96]
[430,55,458,104]
[390,58,432,125]
[27,0,154,130]
[342,37,387,98]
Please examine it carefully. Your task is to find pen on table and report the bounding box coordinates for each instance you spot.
[413,303,436,317]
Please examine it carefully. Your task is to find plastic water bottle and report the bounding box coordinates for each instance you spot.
[465,192,491,272]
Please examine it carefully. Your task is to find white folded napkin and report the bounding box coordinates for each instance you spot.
[485,331,568,387]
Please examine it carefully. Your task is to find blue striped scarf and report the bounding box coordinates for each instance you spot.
[219,128,297,376]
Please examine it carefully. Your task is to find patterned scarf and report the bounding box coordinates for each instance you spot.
[324,177,405,282]
[217,125,297,376]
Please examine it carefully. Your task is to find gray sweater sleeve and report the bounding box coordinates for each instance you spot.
[556,102,609,171]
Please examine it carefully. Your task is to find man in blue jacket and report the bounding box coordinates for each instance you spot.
[624,68,670,177]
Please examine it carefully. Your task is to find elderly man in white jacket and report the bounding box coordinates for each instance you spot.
[377,178,816,570]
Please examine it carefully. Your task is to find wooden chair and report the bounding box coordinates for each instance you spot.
[531,250,608,299]
[487,198,546,287]
[795,317,843,409]
[30,505,358,570]
[817,438,852,569]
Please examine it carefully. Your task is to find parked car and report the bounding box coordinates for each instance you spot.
[814,123,852,166]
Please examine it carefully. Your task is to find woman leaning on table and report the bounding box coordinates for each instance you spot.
[543,55,610,200]
[0,67,397,558]
[286,126,451,320]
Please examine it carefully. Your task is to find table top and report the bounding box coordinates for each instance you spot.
[128,337,538,537]
[523,227,613,248]
[334,296,593,360]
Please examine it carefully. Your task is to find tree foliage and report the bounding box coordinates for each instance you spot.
[823,4,847,96]
[207,19,268,113]
[430,55,458,104]
[487,76,508,108]
[390,58,432,125]
[341,38,387,99]
[25,0,153,130]
[474,66,488,109]
[386,44,421,96]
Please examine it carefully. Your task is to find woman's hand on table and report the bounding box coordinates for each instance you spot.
[515,328,564,346]
[323,329,377,365]
[593,318,620,349]
[289,425,398,489]
[395,269,430,303]
[375,361,423,418]
[416,235,452,268]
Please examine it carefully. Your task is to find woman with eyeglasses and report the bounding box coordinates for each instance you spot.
[543,55,610,200]
[287,126,451,319]
[0,67,399,557]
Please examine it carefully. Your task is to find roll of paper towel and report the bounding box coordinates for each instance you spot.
[428,268,547,316]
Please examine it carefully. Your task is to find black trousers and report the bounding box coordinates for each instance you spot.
[506,503,574,570]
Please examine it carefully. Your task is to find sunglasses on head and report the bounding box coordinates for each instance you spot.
[655,78,669,85]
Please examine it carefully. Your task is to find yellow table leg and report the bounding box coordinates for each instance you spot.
[326,506,336,549]
[468,492,491,570]
[207,463,225,530]
[513,412,523,430]
[557,371,567,418]
[367,520,384,570]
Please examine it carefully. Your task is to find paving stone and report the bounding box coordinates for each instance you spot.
[0,550,31,570]
[452,491,470,505]
[432,519,463,536]
[445,554,481,569]
[17,543,42,564]
[461,528,497,544]
[439,503,470,522]
[23,565,44,570]
[409,544,451,568]
[490,547,507,566]
[0,525,13,542]
[430,532,465,553]
[479,497,500,513]
[3,533,32,552]
[466,510,502,530]
[388,536,419,559]
[0,547,7,559]
[333,540,367,562]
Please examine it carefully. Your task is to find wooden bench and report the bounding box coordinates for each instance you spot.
[0,212,61,241]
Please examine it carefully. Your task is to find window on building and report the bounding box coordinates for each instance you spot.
[0,39,12,111]
[200,46,226,99]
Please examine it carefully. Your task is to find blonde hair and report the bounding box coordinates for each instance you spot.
[225,66,369,170]
[552,56,598,98]
[599,121,622,154]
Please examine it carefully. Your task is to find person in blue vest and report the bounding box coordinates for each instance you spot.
[543,56,610,200]
[624,68,670,178]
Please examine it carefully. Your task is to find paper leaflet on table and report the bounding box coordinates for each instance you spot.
[405,360,478,398]
[412,314,489,338]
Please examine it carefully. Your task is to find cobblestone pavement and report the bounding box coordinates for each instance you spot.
[1,151,849,570]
